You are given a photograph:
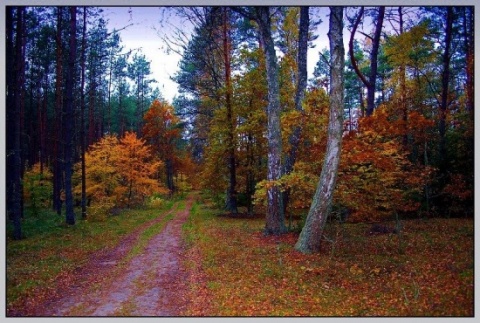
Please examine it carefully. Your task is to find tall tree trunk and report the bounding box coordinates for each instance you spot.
[398,7,408,148]
[166,158,175,194]
[366,6,385,116]
[53,6,64,216]
[8,7,26,239]
[246,131,255,216]
[88,78,96,146]
[255,7,286,235]
[223,7,238,214]
[40,56,50,173]
[348,6,384,116]
[107,55,113,134]
[6,6,15,221]
[283,6,309,215]
[438,7,453,176]
[463,7,474,115]
[295,6,345,253]
[118,85,125,137]
[63,6,77,225]
[80,6,87,219]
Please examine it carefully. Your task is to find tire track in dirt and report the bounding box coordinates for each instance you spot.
[32,193,195,317]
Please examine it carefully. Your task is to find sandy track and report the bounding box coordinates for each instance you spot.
[28,194,195,317]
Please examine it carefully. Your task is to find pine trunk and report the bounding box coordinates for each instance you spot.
[366,6,384,116]
[53,7,64,216]
[80,7,87,219]
[464,7,474,115]
[63,6,77,225]
[438,7,453,176]
[283,6,309,215]
[255,7,286,235]
[223,7,238,214]
[295,6,344,253]
[6,7,14,221]
[9,7,26,239]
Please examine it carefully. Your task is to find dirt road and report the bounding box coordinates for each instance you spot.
[30,194,195,317]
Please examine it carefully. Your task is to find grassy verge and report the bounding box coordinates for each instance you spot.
[6,199,176,310]
[182,195,474,316]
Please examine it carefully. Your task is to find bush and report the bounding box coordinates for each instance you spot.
[147,196,165,209]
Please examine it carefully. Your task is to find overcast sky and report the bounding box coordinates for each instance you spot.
[103,7,334,103]
[103,7,187,103]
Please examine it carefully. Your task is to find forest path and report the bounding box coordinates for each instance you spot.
[36,193,195,317]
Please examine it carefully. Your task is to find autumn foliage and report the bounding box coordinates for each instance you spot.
[336,108,435,222]
[143,99,183,193]
[74,132,166,218]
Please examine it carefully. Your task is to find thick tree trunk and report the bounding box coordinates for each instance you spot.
[255,7,287,235]
[63,6,77,225]
[6,7,14,221]
[166,158,175,194]
[223,7,238,214]
[438,7,453,176]
[366,7,384,116]
[53,6,64,216]
[80,7,87,219]
[88,79,97,146]
[283,6,309,215]
[9,7,26,239]
[295,6,345,253]
[463,7,474,115]
[398,7,408,148]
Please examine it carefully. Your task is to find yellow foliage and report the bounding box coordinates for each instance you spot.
[23,163,53,209]
[74,132,167,213]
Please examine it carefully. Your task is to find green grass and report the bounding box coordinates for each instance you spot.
[6,199,177,310]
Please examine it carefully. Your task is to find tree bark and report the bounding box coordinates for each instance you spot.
[463,7,474,115]
[53,6,64,216]
[9,7,26,239]
[223,7,238,214]
[398,7,408,148]
[80,7,87,219]
[438,7,453,176]
[295,6,345,253]
[366,7,385,116]
[6,6,14,221]
[63,6,77,225]
[283,6,309,215]
[255,7,287,234]
[348,7,384,116]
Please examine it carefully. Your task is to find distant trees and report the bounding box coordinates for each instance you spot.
[143,99,182,194]
[6,6,161,236]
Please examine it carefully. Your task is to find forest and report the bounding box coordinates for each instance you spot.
[5,6,474,316]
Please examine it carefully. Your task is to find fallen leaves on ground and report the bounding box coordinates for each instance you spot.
[183,202,474,316]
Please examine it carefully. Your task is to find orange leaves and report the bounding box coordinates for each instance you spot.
[74,132,166,213]
[336,109,434,222]
[116,132,165,206]
[143,99,181,155]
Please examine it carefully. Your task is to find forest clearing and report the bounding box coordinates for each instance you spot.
[5,5,474,317]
